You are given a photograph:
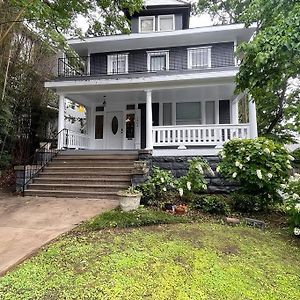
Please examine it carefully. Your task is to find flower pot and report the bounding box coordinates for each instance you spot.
[175,205,188,215]
[117,192,142,212]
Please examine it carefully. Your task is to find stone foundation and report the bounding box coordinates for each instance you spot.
[133,152,239,193]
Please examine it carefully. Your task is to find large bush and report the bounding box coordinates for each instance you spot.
[138,166,176,206]
[177,157,213,198]
[282,173,300,236]
[217,138,292,200]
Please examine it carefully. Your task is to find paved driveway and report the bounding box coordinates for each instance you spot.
[0,194,118,276]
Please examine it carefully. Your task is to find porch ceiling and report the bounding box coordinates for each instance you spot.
[66,84,235,107]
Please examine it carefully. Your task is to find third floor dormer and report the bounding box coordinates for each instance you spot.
[125,0,191,33]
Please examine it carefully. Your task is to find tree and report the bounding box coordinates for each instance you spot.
[192,0,252,24]
[236,0,300,140]
[193,0,300,141]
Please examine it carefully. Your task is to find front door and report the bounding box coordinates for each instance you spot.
[106,111,123,149]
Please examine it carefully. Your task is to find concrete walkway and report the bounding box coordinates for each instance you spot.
[0,194,118,276]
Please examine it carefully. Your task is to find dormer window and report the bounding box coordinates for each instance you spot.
[139,16,155,33]
[158,15,175,32]
[187,47,212,69]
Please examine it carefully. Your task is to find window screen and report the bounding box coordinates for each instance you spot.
[205,101,215,124]
[140,17,154,32]
[176,102,202,125]
[159,15,174,31]
[163,103,172,125]
[188,47,211,69]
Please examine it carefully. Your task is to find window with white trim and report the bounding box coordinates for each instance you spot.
[139,16,155,33]
[107,54,128,74]
[158,15,175,32]
[176,102,202,125]
[147,51,169,72]
[187,47,212,69]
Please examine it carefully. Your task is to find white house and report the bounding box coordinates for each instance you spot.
[45,0,257,156]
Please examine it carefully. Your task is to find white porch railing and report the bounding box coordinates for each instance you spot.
[62,130,90,149]
[152,124,250,147]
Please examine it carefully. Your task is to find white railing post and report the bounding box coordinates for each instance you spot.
[145,90,153,150]
[58,94,65,149]
[249,98,258,138]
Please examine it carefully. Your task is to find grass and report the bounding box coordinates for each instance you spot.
[81,207,190,231]
[0,208,300,300]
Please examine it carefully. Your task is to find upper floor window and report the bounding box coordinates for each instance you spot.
[107,54,128,74]
[158,15,175,32]
[187,47,212,69]
[147,51,169,72]
[139,16,155,33]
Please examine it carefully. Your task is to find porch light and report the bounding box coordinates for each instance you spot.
[102,95,107,107]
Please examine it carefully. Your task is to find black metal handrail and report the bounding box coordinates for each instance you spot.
[58,50,236,78]
[21,128,69,195]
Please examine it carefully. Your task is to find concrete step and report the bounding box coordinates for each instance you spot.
[39,169,132,179]
[49,161,135,167]
[45,166,133,171]
[34,177,131,185]
[24,189,120,199]
[55,155,138,160]
[28,183,128,192]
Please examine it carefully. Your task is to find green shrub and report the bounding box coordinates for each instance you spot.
[292,148,300,162]
[231,192,271,213]
[192,194,230,215]
[177,157,214,197]
[281,173,300,236]
[138,166,176,206]
[0,151,12,170]
[217,138,292,201]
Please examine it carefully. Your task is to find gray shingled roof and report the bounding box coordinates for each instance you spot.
[144,0,189,7]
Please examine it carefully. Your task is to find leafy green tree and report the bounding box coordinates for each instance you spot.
[192,0,252,24]
[193,0,300,140]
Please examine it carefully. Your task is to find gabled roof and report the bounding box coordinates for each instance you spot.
[144,0,189,7]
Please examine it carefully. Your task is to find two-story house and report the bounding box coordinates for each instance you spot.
[45,0,257,156]
[21,0,258,198]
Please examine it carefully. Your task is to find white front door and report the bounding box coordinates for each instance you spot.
[106,111,123,149]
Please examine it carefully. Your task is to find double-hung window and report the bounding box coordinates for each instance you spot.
[158,15,175,31]
[187,47,212,69]
[107,54,128,74]
[139,16,155,33]
[147,51,169,72]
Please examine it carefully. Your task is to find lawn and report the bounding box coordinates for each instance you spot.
[0,209,300,300]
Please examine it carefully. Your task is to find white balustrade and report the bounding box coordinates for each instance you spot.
[61,130,90,149]
[152,124,250,147]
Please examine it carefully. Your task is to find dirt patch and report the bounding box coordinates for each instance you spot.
[220,245,240,256]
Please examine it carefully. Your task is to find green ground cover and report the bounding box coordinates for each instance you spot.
[0,209,299,300]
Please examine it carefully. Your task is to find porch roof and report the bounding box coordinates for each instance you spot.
[63,83,236,108]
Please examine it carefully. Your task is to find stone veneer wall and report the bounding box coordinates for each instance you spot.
[133,151,239,194]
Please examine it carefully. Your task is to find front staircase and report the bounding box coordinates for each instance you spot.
[24,151,138,199]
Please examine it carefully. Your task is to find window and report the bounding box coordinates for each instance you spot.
[176,102,202,125]
[126,114,135,139]
[163,103,172,125]
[126,104,135,110]
[96,106,104,112]
[107,54,128,74]
[158,15,175,32]
[188,47,212,69]
[139,16,155,33]
[95,115,104,139]
[205,101,215,124]
[147,51,169,72]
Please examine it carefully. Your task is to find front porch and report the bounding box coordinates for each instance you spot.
[56,83,257,156]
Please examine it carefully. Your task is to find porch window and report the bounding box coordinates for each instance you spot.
[158,15,175,32]
[95,115,104,139]
[163,103,172,125]
[139,16,155,33]
[176,102,202,125]
[126,114,135,139]
[187,47,212,69]
[147,51,169,72]
[107,54,128,74]
[205,101,215,124]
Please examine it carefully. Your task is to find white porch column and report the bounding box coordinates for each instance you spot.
[249,98,258,138]
[145,90,153,150]
[58,94,65,149]
[231,100,239,124]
